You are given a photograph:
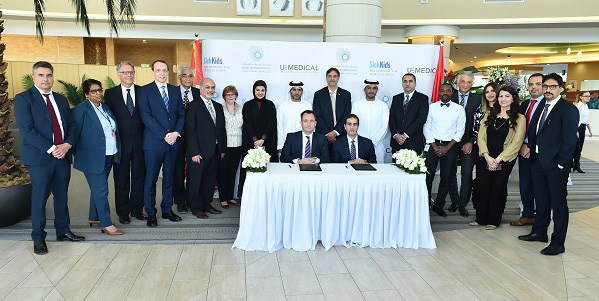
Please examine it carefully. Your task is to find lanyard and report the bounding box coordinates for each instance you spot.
[93,104,116,133]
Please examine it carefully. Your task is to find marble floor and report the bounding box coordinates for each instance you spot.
[0,206,599,301]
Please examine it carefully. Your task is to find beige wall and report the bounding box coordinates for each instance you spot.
[113,43,178,85]
[2,35,85,64]
[3,0,597,20]
[568,62,599,84]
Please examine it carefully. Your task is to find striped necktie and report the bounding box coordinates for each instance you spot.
[350,140,356,160]
[304,136,311,158]
[160,85,169,112]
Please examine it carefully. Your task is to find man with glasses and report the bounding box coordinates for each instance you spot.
[173,66,202,214]
[138,60,185,227]
[510,73,545,227]
[518,73,578,256]
[104,61,147,224]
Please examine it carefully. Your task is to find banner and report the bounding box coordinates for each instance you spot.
[202,40,441,162]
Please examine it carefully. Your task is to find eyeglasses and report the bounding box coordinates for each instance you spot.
[118,71,135,75]
[179,75,194,78]
[581,95,591,98]
[542,84,560,90]
[89,89,103,94]
[225,93,237,97]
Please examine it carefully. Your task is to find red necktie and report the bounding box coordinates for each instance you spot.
[525,99,537,138]
[43,93,63,145]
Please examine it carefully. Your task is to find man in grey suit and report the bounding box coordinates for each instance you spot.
[450,71,481,217]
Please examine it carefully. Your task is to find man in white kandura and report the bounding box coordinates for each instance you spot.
[351,79,390,163]
[277,81,312,152]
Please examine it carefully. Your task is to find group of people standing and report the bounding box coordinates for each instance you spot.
[15,59,581,257]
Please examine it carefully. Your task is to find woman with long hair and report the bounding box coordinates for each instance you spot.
[472,82,499,144]
[471,86,526,230]
[572,91,593,173]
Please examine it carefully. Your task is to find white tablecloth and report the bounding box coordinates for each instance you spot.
[232,163,436,252]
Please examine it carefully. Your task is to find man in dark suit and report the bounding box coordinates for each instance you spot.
[185,78,226,219]
[14,61,85,255]
[332,114,377,163]
[281,110,330,164]
[450,71,482,217]
[312,68,352,145]
[389,73,429,155]
[518,73,579,256]
[510,73,545,227]
[104,61,146,225]
[138,60,184,227]
[174,66,202,214]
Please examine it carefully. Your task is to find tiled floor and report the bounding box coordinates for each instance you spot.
[1,207,599,301]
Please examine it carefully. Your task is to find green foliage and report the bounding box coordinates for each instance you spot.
[105,76,117,89]
[21,74,34,90]
[58,75,87,107]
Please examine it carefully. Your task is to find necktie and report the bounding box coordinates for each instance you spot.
[330,91,337,125]
[459,94,466,107]
[43,93,63,145]
[440,102,450,107]
[350,140,356,160]
[524,99,537,138]
[538,104,550,132]
[160,85,169,112]
[403,94,410,111]
[183,90,189,109]
[207,101,216,123]
[126,88,134,115]
[304,136,311,158]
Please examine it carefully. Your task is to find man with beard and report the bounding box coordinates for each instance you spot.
[351,79,390,163]
[277,81,312,153]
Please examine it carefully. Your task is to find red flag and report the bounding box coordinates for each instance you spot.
[431,45,445,103]
[190,38,204,87]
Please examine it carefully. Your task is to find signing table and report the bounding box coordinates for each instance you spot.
[233,163,436,252]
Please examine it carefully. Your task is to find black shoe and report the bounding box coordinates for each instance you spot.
[432,207,448,217]
[458,206,469,217]
[119,215,131,225]
[518,232,549,242]
[448,203,458,212]
[177,205,189,214]
[162,211,182,222]
[147,215,158,227]
[57,232,85,242]
[575,166,586,173]
[207,206,222,214]
[540,244,565,256]
[33,240,48,255]
[132,212,148,220]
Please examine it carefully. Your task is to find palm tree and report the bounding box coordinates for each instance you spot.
[34,0,137,41]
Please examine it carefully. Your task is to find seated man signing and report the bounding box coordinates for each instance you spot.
[281,110,331,164]
[331,114,377,164]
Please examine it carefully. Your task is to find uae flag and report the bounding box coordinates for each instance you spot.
[430,45,445,103]
[190,38,204,87]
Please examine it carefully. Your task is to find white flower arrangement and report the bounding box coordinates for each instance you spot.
[485,66,511,84]
[391,149,427,174]
[241,148,271,172]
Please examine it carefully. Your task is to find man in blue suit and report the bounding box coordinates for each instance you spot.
[518,73,579,256]
[138,60,184,227]
[14,61,85,255]
[281,110,330,164]
[332,114,377,163]
[312,68,352,144]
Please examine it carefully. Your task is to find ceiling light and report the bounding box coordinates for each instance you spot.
[473,56,477,58]
[142,39,147,44]
[577,50,583,57]
[566,47,572,55]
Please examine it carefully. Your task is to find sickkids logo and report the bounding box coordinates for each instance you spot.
[203,57,223,65]
[370,61,391,69]
[406,67,436,74]
[336,48,352,63]
[249,46,265,61]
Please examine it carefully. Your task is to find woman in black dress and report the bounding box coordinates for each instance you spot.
[471,86,526,230]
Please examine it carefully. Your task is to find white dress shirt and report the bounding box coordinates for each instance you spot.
[292,132,320,164]
[577,102,590,126]
[155,81,168,98]
[120,84,136,106]
[35,86,64,153]
[423,101,466,144]
[535,97,561,168]
[328,88,339,136]
[180,86,194,103]
[200,95,218,143]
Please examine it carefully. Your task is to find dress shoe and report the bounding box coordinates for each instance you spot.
[147,215,158,227]
[540,244,565,256]
[448,203,458,212]
[432,207,448,217]
[132,212,148,220]
[100,225,125,235]
[177,205,189,214]
[194,211,209,219]
[33,240,48,255]
[510,217,535,226]
[119,215,131,225]
[88,220,100,227]
[574,166,586,173]
[486,225,497,230]
[207,206,222,215]
[458,206,469,217]
[229,199,241,207]
[518,232,549,242]
[469,221,480,226]
[57,232,85,242]
[221,201,229,209]
[162,211,183,222]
